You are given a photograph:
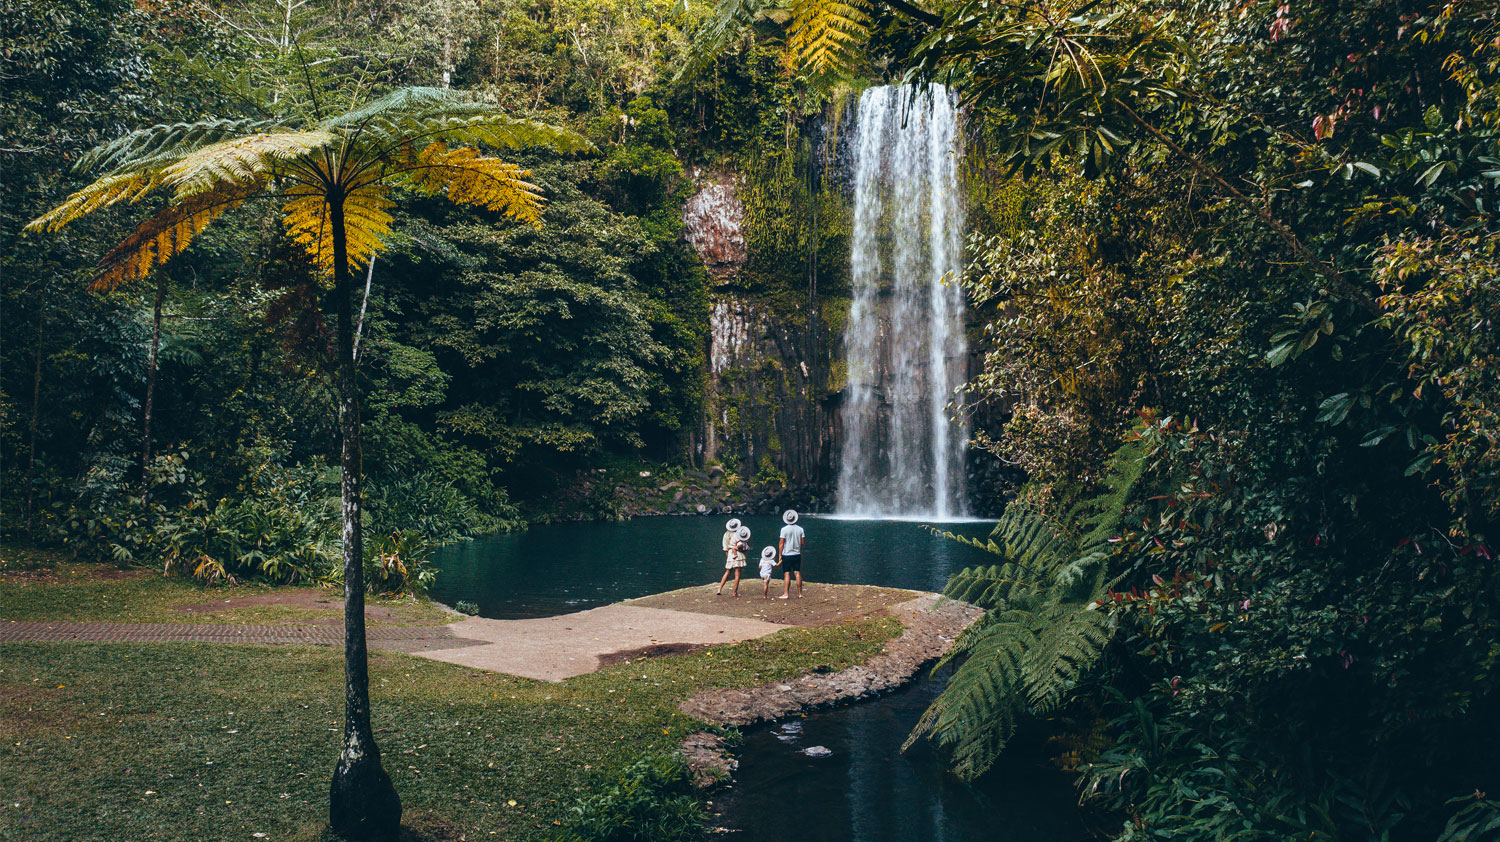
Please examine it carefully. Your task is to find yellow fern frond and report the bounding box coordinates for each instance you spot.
[396,142,545,225]
[93,180,267,292]
[164,131,335,201]
[24,171,162,234]
[282,182,393,277]
[787,0,871,75]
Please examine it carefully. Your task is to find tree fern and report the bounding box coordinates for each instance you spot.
[25,87,589,287]
[907,441,1148,780]
[23,87,589,840]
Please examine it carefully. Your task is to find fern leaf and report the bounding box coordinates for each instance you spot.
[282,182,393,277]
[93,181,266,292]
[76,117,273,173]
[787,0,871,75]
[675,0,775,82]
[24,172,162,234]
[393,142,545,225]
[163,131,335,201]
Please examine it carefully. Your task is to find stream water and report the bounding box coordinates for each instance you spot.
[431,515,1087,841]
[715,673,1088,842]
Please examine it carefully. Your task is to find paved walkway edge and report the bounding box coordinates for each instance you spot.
[676,594,982,788]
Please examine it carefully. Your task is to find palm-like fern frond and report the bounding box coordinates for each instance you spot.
[395,143,544,224]
[675,0,775,83]
[93,180,268,292]
[907,442,1148,780]
[74,117,273,173]
[24,172,163,234]
[161,131,336,200]
[787,0,871,75]
[27,87,583,290]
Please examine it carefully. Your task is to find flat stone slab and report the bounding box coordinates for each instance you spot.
[411,604,790,682]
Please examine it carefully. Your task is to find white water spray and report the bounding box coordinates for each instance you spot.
[836,84,968,519]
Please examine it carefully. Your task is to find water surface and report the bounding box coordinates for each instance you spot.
[431,515,996,619]
[715,672,1089,842]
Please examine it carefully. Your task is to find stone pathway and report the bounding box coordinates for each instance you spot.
[414,605,789,681]
[0,604,792,682]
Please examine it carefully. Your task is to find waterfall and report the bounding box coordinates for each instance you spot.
[836,84,968,519]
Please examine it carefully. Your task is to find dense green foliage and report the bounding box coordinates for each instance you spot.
[0,0,795,574]
[560,753,705,842]
[853,0,1500,837]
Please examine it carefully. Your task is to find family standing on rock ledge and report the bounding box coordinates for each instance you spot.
[717,510,807,599]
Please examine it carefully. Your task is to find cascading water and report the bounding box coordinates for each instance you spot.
[836,84,968,519]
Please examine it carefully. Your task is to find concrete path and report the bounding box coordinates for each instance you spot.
[0,604,792,682]
[419,604,790,681]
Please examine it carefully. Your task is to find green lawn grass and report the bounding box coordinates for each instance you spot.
[0,551,451,626]
[0,619,901,841]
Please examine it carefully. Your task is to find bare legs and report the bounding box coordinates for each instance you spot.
[778,571,803,599]
[718,567,741,596]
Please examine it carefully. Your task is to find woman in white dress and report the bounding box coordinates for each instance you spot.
[717,520,750,597]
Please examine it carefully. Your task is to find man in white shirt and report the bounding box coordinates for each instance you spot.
[778,509,806,599]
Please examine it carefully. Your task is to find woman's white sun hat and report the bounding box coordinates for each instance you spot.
[761,546,777,561]
[725,518,741,532]
[782,509,799,525]
[736,525,752,541]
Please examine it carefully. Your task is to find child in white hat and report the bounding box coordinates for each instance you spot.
[757,546,779,599]
[717,519,749,597]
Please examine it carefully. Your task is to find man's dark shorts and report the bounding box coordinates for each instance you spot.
[782,554,802,574]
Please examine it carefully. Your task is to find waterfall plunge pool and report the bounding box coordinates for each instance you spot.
[431,516,1088,841]
[429,514,996,620]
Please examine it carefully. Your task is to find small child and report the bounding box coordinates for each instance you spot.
[757,546,779,598]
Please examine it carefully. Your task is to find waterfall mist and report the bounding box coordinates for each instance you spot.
[836,84,969,519]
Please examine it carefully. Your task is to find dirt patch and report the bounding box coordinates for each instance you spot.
[627,583,917,627]
[596,641,710,669]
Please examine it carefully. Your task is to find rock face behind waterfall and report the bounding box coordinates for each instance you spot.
[682,169,748,279]
[681,167,841,494]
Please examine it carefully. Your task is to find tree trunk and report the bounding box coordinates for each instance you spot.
[327,193,402,842]
[24,299,45,533]
[141,273,166,495]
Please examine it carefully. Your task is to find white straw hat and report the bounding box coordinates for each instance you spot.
[736,525,751,541]
[761,546,777,561]
[782,509,799,525]
[725,518,741,532]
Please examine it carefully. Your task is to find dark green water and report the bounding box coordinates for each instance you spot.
[431,515,1087,841]
[430,515,997,619]
[715,672,1089,842]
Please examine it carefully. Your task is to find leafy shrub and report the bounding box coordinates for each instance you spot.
[360,530,436,597]
[560,754,704,842]
[365,471,514,544]
[454,600,480,616]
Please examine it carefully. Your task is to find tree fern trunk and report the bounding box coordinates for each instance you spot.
[327,192,402,842]
[140,272,165,496]
[24,299,45,534]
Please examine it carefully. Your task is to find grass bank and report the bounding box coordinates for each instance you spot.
[0,554,903,841]
[0,549,450,626]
